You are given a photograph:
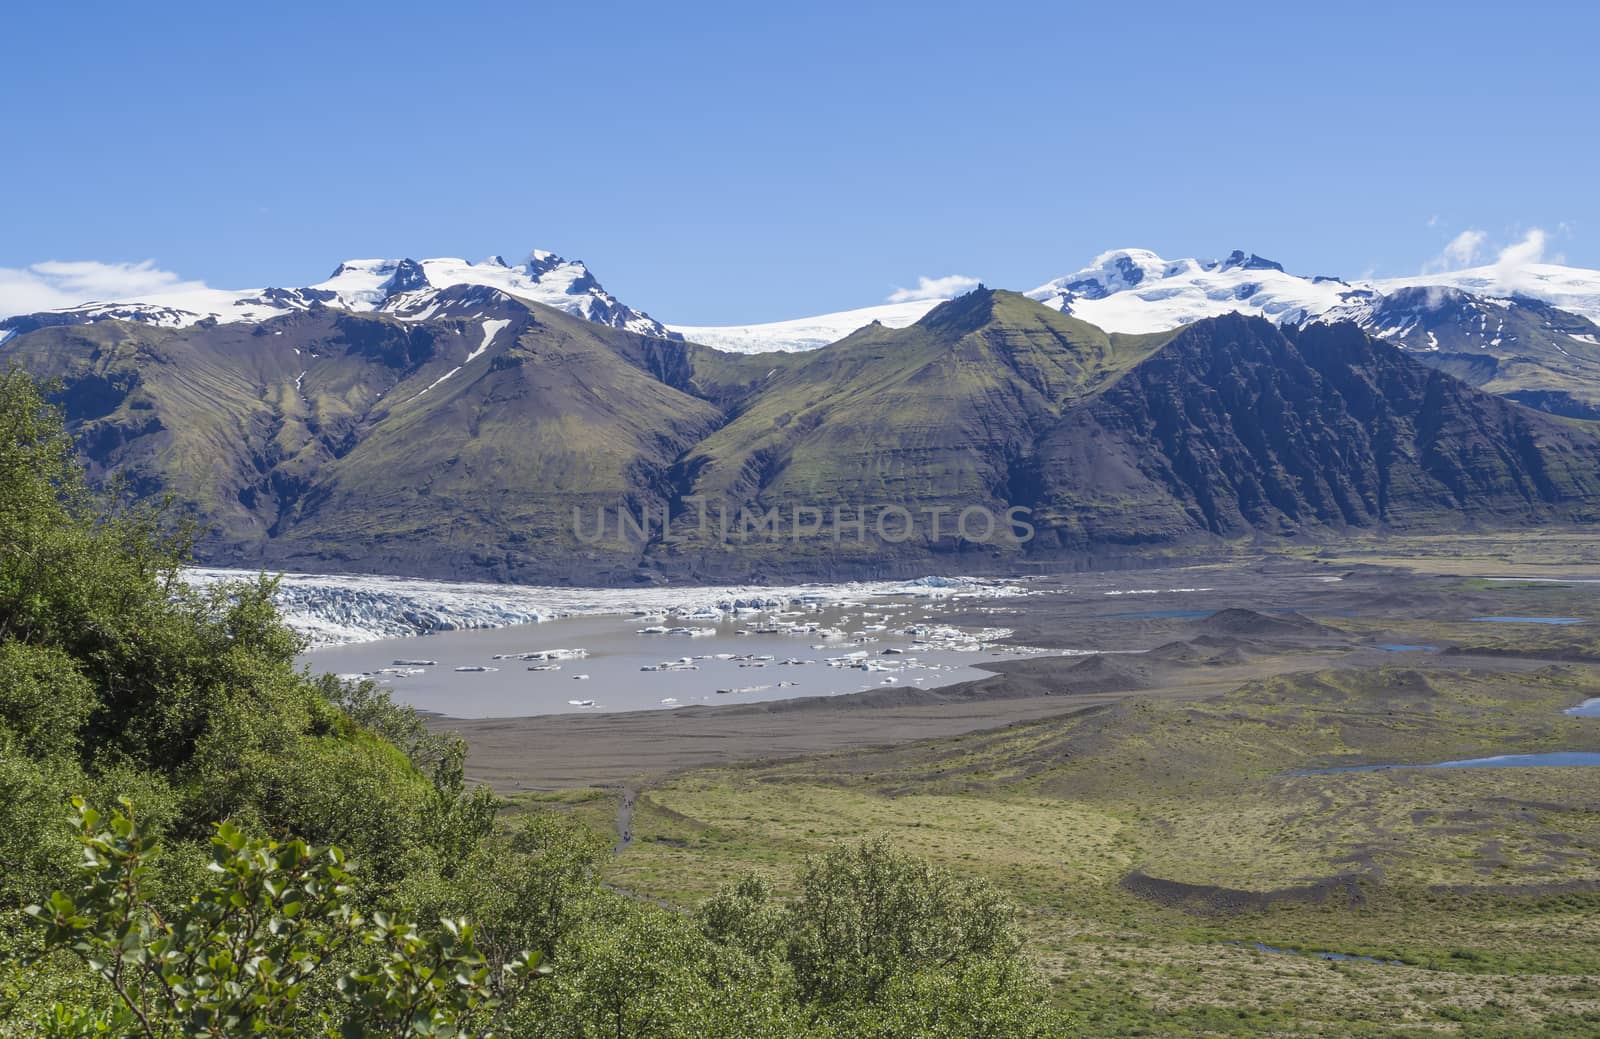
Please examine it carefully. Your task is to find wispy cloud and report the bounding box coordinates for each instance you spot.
[1417,227,1565,295]
[1442,230,1488,268]
[1420,229,1488,274]
[0,259,211,318]
[1492,228,1548,290]
[887,274,980,304]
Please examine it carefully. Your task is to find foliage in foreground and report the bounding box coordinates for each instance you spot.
[21,799,1058,1038]
[28,798,539,1038]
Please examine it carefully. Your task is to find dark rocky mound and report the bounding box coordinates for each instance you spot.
[1194,609,1330,638]
[1147,636,1251,665]
[1057,653,1155,693]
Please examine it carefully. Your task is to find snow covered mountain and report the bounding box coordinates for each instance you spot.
[11,242,1600,360]
[1370,263,1600,324]
[0,251,676,340]
[671,248,1600,353]
[1023,249,1374,333]
[658,248,1375,352]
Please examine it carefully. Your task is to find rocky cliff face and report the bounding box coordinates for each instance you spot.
[1029,316,1600,551]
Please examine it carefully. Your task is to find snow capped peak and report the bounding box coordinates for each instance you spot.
[1211,249,1286,273]
[1031,248,1168,303]
[384,258,432,295]
[3,249,676,340]
[523,250,570,278]
[315,258,419,307]
[1022,248,1358,334]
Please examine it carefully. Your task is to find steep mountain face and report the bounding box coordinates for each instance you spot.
[646,292,1168,577]
[267,297,720,581]
[1029,316,1600,550]
[4,289,1599,583]
[0,250,675,340]
[2,288,719,581]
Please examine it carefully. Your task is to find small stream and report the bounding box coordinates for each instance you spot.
[1294,752,1600,775]
[1470,616,1584,625]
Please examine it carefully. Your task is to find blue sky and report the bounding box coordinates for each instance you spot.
[3,1,1596,324]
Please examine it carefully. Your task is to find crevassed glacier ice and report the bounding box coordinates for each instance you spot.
[184,569,1029,648]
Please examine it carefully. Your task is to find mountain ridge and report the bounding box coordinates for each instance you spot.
[14,245,1600,353]
[6,286,1595,583]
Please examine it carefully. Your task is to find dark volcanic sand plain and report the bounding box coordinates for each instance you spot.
[427,560,1600,789]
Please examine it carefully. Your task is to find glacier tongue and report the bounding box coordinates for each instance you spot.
[668,299,943,353]
[184,568,1027,648]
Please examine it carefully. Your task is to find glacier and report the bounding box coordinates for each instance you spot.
[184,568,1032,648]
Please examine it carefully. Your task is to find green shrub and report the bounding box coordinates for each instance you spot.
[0,641,95,759]
[26,798,541,1038]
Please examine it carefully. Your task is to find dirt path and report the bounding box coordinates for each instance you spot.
[615,785,637,852]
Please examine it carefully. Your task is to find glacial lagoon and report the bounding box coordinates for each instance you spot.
[302,598,1039,717]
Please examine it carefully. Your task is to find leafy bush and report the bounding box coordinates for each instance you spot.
[26,798,540,1038]
[702,835,1023,1005]
[0,641,95,759]
[696,836,1058,1036]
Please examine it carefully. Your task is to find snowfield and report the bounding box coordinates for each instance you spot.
[668,300,943,353]
[1024,249,1370,334]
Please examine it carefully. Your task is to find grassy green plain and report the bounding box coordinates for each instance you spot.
[511,616,1600,1037]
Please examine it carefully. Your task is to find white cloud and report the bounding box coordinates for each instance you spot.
[1492,228,1547,291]
[887,274,980,304]
[1416,227,1566,295]
[1421,229,1487,274]
[1442,230,1487,268]
[0,259,212,318]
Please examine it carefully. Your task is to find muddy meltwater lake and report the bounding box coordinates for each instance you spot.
[301,598,1037,718]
